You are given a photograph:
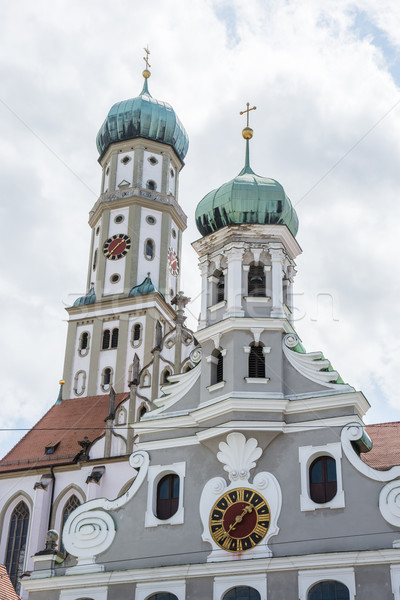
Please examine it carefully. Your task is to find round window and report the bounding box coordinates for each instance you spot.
[110,274,121,284]
[114,214,124,224]
[146,215,156,225]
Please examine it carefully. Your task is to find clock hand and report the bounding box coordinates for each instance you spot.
[111,239,124,253]
[226,503,254,534]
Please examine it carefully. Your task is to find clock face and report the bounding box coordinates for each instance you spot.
[168,247,179,276]
[103,234,131,260]
[209,487,270,553]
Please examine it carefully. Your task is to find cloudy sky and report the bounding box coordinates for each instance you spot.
[1,0,400,459]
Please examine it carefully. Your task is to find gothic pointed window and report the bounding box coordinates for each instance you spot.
[248,264,265,297]
[309,456,337,503]
[156,473,180,520]
[223,587,261,600]
[111,327,119,348]
[162,368,172,384]
[248,344,265,378]
[308,580,349,600]
[5,501,30,592]
[61,495,80,553]
[102,329,110,349]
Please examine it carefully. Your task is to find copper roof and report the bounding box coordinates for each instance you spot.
[363,422,400,471]
[0,565,21,600]
[0,394,129,473]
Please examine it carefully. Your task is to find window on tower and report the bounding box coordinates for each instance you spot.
[309,456,337,504]
[102,329,110,349]
[78,331,90,357]
[131,323,142,347]
[111,328,119,348]
[146,180,156,190]
[248,264,266,297]
[101,367,113,391]
[223,587,261,600]
[156,473,180,520]
[145,239,155,260]
[248,344,265,378]
[216,271,225,303]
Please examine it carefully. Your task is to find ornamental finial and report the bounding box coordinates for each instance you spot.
[143,46,151,79]
[240,102,256,139]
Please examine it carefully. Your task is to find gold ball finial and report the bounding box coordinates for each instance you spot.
[242,126,253,140]
[142,69,151,79]
[59,379,65,385]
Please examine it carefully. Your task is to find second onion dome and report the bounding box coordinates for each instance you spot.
[195,118,298,238]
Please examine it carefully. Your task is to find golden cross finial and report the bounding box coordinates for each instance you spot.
[143,46,151,70]
[240,102,256,127]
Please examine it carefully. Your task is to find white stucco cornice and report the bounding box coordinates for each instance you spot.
[195,316,295,340]
[66,293,176,321]
[192,224,302,260]
[23,548,400,591]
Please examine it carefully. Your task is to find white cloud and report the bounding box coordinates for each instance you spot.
[1,0,400,459]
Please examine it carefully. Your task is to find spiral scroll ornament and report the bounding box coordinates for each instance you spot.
[63,508,116,559]
[379,480,400,528]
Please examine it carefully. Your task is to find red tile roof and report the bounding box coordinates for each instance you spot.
[0,394,129,473]
[363,422,400,471]
[0,565,21,600]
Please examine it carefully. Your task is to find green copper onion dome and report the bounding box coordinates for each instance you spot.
[195,139,299,238]
[73,286,96,307]
[96,75,189,162]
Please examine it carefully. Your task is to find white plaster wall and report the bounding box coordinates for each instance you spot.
[137,207,162,288]
[142,151,162,190]
[96,321,119,394]
[70,323,93,397]
[124,315,146,383]
[115,151,134,188]
[103,161,110,193]
[168,164,176,195]
[103,207,130,296]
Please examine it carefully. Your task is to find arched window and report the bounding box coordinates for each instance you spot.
[216,271,225,303]
[248,344,265,378]
[81,332,89,350]
[111,327,119,348]
[309,456,337,503]
[216,352,223,383]
[146,180,156,190]
[147,594,178,600]
[139,405,148,419]
[104,368,111,385]
[223,587,261,600]
[61,495,80,553]
[73,370,86,396]
[248,264,265,297]
[308,580,350,600]
[102,329,110,349]
[133,323,141,343]
[141,369,151,387]
[210,350,224,386]
[145,239,155,260]
[162,368,172,384]
[5,501,30,592]
[102,367,113,391]
[156,474,180,520]
[92,248,98,271]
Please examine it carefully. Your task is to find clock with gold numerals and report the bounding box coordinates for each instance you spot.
[209,487,270,552]
[103,234,131,260]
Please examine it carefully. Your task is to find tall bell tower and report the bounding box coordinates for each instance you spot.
[62,53,189,400]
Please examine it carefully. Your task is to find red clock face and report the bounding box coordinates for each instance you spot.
[168,247,179,276]
[103,234,131,260]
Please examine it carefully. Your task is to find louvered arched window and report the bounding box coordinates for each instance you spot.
[248,345,265,378]
[5,501,30,592]
[102,329,110,349]
[216,271,225,303]
[248,264,265,297]
[111,327,119,348]
[308,580,350,600]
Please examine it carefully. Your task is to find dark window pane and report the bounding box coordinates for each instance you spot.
[309,456,337,503]
[6,501,30,592]
[104,368,111,385]
[223,587,261,600]
[249,346,265,378]
[81,332,88,350]
[102,329,110,349]
[156,474,180,520]
[111,328,119,348]
[134,324,141,341]
[146,239,154,259]
[248,265,265,297]
[216,353,223,383]
[217,273,225,303]
[148,594,178,600]
[308,580,349,600]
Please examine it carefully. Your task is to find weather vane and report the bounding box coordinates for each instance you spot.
[143,46,151,79]
[240,102,256,140]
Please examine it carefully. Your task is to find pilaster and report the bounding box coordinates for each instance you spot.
[224,246,245,318]
[270,245,285,318]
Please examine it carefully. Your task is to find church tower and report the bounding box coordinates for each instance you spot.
[62,53,189,401]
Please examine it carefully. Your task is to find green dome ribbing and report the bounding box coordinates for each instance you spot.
[195,140,299,237]
[96,78,189,162]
